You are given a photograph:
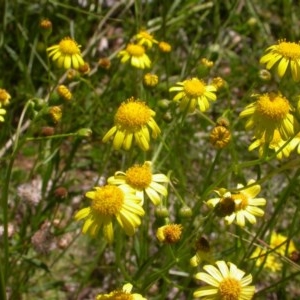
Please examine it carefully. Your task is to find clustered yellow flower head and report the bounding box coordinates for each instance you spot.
[251,232,297,272]
[169,77,217,113]
[108,161,169,206]
[102,97,161,151]
[207,179,266,227]
[239,92,296,143]
[96,283,146,300]
[260,39,300,82]
[0,88,10,122]
[156,223,183,244]
[194,260,255,299]
[47,37,85,70]
[74,184,144,243]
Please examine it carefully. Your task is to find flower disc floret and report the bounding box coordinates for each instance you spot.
[256,94,290,121]
[125,164,152,190]
[115,101,152,129]
[91,185,124,216]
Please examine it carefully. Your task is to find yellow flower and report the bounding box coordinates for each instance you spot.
[57,85,72,101]
[207,180,266,227]
[169,77,217,113]
[251,248,282,272]
[190,237,214,267]
[194,261,255,299]
[158,41,172,53]
[143,73,159,87]
[49,106,62,123]
[134,30,158,48]
[239,92,295,142]
[74,184,144,243]
[156,224,183,244]
[102,97,161,151]
[209,125,231,149]
[107,161,169,206]
[211,77,226,90]
[270,232,297,256]
[260,39,300,81]
[251,232,297,272]
[248,129,292,159]
[200,58,214,68]
[118,44,151,69]
[0,106,7,122]
[96,283,146,300]
[47,37,85,70]
[0,89,11,106]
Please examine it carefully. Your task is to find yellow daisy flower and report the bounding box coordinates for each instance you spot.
[248,129,292,159]
[47,37,85,70]
[207,180,266,227]
[118,43,151,69]
[194,261,255,299]
[74,184,145,243]
[239,92,296,142]
[270,232,297,256]
[260,39,300,81]
[143,73,159,87]
[96,283,146,300]
[251,232,297,272]
[0,89,11,106]
[107,161,169,205]
[0,105,7,122]
[169,77,217,113]
[102,97,161,151]
[158,41,172,53]
[156,224,183,244]
[134,30,158,48]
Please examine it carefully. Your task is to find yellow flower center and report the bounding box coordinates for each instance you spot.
[183,78,205,97]
[125,164,152,190]
[115,98,152,130]
[277,41,300,59]
[126,44,145,57]
[256,93,290,121]
[97,291,133,300]
[162,224,183,243]
[232,193,248,210]
[218,277,242,300]
[91,185,124,216]
[59,37,81,55]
